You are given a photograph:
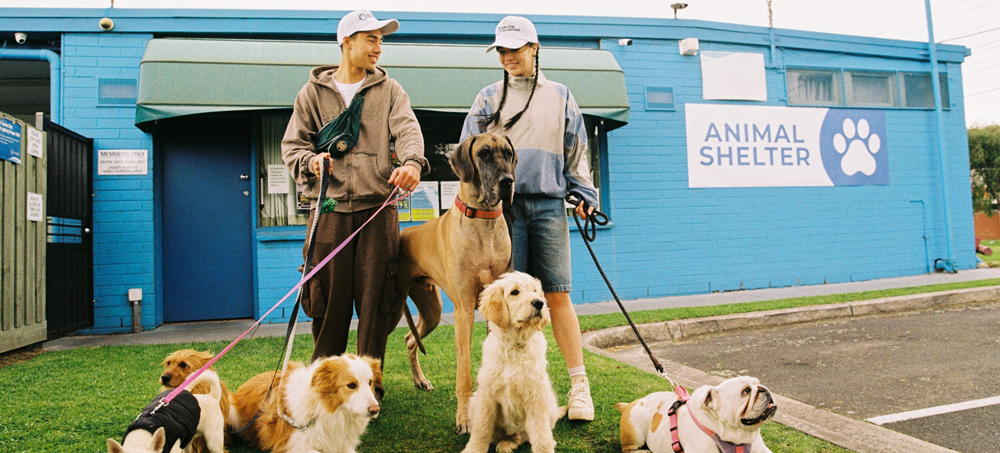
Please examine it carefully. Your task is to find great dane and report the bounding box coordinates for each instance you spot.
[392,132,516,433]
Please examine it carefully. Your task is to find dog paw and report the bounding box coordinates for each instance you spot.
[496,440,518,453]
[455,419,471,434]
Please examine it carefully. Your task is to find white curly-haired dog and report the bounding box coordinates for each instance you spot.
[461,272,567,453]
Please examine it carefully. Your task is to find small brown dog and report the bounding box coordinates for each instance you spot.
[160,349,238,451]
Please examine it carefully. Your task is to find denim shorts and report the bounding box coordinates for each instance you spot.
[511,195,572,293]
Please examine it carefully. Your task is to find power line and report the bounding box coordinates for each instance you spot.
[875,0,985,37]
[966,60,1000,75]
[896,0,999,39]
[967,86,1000,97]
[940,25,1000,43]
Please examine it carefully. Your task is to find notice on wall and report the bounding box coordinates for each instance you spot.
[27,192,43,222]
[411,181,440,221]
[27,126,43,158]
[439,181,460,212]
[686,103,888,188]
[397,196,411,222]
[0,117,22,164]
[267,165,289,194]
[700,51,767,101]
[98,149,148,175]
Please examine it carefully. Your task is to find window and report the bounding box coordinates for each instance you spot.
[901,72,950,108]
[98,78,138,106]
[645,86,675,111]
[845,71,897,107]
[258,114,307,228]
[256,113,606,227]
[787,69,842,106]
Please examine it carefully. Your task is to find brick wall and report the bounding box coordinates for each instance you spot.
[61,33,155,334]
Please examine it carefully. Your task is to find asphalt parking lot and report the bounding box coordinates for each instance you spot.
[600,300,1000,453]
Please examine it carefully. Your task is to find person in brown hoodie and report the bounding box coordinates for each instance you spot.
[281,9,428,399]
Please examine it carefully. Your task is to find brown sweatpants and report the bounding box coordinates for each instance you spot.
[301,205,399,364]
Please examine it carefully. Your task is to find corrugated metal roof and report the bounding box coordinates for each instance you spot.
[135,38,629,129]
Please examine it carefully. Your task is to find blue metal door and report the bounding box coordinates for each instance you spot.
[161,116,253,322]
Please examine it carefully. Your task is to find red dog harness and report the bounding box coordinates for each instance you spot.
[454,196,503,219]
[667,386,753,453]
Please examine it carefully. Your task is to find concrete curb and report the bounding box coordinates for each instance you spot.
[580,287,999,453]
[586,286,1000,350]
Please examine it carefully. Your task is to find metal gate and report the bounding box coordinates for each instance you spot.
[44,120,93,339]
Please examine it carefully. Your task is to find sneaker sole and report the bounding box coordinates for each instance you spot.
[568,407,594,421]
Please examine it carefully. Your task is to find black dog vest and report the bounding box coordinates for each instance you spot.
[123,389,201,453]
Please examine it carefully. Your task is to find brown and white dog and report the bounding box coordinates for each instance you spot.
[160,349,238,453]
[615,376,777,453]
[462,272,567,453]
[230,354,382,453]
[392,132,517,433]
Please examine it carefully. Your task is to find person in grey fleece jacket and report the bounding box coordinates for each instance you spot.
[282,9,427,399]
[460,15,597,421]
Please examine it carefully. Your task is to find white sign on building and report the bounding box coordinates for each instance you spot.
[98,149,148,175]
[685,104,888,188]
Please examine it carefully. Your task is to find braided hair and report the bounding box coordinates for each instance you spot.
[479,46,539,130]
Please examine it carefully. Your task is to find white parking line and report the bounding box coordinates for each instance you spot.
[866,396,1000,425]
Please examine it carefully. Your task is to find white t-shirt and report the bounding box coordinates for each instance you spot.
[334,75,365,106]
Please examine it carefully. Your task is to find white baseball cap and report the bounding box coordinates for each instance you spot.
[337,9,399,46]
[486,16,538,53]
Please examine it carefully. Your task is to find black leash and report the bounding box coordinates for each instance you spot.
[226,159,330,435]
[565,194,665,376]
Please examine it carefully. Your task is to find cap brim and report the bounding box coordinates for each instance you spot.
[357,18,399,36]
[486,37,529,53]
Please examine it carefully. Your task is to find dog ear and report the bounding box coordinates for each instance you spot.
[703,388,720,413]
[151,427,167,452]
[504,135,518,171]
[106,438,125,453]
[450,134,477,182]
[363,356,383,387]
[479,279,510,329]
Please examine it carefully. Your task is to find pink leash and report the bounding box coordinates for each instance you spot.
[155,185,407,410]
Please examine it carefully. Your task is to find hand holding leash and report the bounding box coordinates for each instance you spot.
[565,194,609,242]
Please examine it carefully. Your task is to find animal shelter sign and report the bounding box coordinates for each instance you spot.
[686,104,888,188]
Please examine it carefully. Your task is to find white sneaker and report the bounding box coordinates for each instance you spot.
[567,375,594,421]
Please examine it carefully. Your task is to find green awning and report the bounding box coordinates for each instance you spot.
[135,38,629,131]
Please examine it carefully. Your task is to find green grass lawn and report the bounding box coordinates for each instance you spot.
[978,239,1000,266]
[4,278,1000,453]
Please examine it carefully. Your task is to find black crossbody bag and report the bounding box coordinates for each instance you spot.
[313,91,365,156]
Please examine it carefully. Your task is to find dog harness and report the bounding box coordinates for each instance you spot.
[454,196,503,219]
[667,386,753,453]
[125,390,201,453]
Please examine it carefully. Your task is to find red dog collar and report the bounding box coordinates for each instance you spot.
[454,196,503,219]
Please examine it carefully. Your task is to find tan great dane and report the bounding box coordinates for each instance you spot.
[392,132,517,433]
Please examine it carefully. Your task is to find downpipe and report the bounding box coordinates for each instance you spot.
[924,0,957,274]
[0,48,62,123]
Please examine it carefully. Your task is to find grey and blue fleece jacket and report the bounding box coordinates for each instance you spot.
[460,71,599,208]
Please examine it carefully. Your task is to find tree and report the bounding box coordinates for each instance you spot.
[969,124,1000,216]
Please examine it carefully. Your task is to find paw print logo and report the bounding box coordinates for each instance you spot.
[832,118,881,176]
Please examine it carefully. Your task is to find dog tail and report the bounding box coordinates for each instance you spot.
[190,369,223,401]
[614,402,629,413]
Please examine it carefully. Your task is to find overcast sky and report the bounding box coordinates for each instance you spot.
[9,0,1000,127]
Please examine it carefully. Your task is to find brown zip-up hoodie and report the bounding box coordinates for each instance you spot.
[282,65,428,212]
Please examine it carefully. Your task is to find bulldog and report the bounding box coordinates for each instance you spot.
[615,376,777,453]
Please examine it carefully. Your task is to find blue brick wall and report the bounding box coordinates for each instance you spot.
[560,37,975,306]
[249,34,974,323]
[61,33,155,334]
[45,13,973,331]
